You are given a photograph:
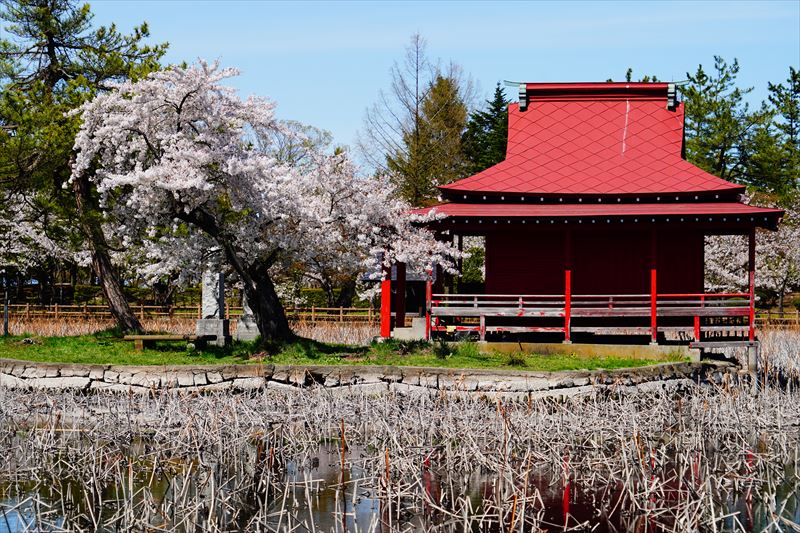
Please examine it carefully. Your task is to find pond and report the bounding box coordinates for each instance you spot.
[1,386,799,531]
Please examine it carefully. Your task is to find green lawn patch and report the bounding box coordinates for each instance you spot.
[0,333,686,371]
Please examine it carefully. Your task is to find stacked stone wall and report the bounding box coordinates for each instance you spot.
[0,359,748,398]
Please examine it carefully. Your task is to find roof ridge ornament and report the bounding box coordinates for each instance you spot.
[667,83,677,110]
[519,83,528,112]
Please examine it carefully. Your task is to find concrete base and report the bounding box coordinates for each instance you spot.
[195,319,231,347]
[475,341,700,362]
[747,343,759,373]
[392,317,427,341]
[234,315,259,342]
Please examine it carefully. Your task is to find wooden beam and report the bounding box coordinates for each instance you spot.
[564,228,572,344]
[425,268,433,340]
[650,228,658,344]
[748,227,756,343]
[379,264,391,339]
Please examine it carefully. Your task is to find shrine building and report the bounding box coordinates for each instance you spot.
[380,82,784,348]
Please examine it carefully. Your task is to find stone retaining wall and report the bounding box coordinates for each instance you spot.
[0,358,747,398]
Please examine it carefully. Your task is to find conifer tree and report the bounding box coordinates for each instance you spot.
[359,34,473,207]
[462,83,509,174]
[0,0,166,332]
[761,67,800,197]
[387,74,469,204]
[681,57,769,184]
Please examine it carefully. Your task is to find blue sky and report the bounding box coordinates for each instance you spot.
[91,0,800,149]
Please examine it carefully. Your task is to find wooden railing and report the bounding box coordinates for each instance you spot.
[429,293,756,341]
[757,309,800,326]
[3,304,382,323]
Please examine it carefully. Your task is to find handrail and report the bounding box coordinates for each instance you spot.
[657,293,749,298]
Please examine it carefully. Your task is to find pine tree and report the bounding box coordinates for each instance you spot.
[462,83,509,174]
[0,0,166,332]
[765,67,800,197]
[359,34,473,207]
[681,57,769,184]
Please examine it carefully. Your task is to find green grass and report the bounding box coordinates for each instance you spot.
[0,333,685,371]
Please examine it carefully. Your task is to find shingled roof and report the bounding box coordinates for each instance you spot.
[441,82,745,199]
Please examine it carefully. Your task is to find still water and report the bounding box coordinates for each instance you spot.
[2,444,798,532]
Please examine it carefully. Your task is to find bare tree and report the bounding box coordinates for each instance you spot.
[357,33,475,206]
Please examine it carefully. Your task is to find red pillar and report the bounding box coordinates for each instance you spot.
[379,264,392,339]
[564,228,572,344]
[395,262,406,328]
[650,228,658,344]
[425,268,433,341]
[748,228,756,343]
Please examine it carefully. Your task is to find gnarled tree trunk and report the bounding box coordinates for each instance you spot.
[243,263,292,343]
[72,174,142,333]
[179,206,292,344]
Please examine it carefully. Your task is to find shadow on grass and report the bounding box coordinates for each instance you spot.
[272,335,369,361]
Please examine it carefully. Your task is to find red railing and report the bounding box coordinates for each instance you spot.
[429,293,752,342]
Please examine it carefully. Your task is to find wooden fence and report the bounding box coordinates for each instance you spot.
[3,304,383,324]
[758,309,800,327]
[2,302,796,328]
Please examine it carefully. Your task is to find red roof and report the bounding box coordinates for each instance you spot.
[441,82,744,197]
[413,202,783,222]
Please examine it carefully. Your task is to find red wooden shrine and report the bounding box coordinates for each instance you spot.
[381,82,783,345]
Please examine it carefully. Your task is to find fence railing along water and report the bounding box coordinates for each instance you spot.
[4,303,390,323]
[5,302,797,326]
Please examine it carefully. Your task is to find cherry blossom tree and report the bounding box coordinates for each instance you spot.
[705,197,799,311]
[0,193,90,270]
[70,61,456,343]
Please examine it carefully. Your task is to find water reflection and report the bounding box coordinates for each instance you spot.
[2,443,797,532]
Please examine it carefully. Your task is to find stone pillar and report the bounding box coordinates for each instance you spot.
[234,292,260,342]
[196,271,230,347]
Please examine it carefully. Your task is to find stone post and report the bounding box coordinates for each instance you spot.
[195,271,230,347]
[234,292,260,342]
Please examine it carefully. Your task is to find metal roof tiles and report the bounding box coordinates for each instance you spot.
[441,83,744,197]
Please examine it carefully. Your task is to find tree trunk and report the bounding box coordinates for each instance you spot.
[243,264,293,344]
[335,277,357,308]
[92,249,142,332]
[321,280,337,308]
[72,174,142,333]
[177,206,293,344]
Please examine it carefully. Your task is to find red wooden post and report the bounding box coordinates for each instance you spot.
[650,228,658,344]
[564,228,572,344]
[748,228,756,343]
[379,264,392,339]
[425,268,433,341]
[395,262,406,328]
[694,295,703,341]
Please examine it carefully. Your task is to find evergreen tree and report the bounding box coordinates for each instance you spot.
[462,83,509,174]
[0,0,166,332]
[387,74,469,204]
[681,57,769,184]
[764,67,800,196]
[359,33,474,207]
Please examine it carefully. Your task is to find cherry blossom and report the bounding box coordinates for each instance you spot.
[70,60,457,341]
